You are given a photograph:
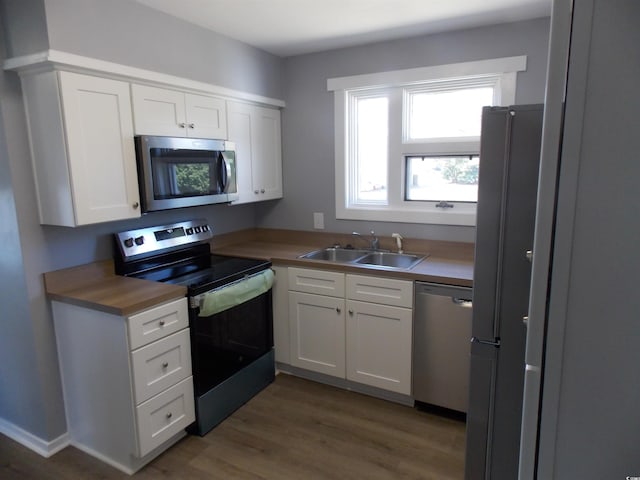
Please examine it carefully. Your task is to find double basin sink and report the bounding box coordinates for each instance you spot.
[298,247,425,271]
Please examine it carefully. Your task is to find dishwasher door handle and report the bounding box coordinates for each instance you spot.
[452,297,473,308]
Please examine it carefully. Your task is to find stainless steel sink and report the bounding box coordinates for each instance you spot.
[298,247,425,270]
[299,247,370,262]
[354,251,424,270]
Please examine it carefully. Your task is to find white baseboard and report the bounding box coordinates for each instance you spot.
[0,417,69,457]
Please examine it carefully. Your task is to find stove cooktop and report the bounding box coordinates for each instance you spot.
[113,220,271,295]
[164,254,271,294]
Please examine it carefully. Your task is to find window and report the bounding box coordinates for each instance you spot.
[329,56,526,226]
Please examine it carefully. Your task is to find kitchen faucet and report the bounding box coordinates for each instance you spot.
[352,230,380,250]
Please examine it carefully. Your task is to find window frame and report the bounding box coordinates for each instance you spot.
[329,56,526,226]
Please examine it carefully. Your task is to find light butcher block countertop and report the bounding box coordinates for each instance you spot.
[211,228,474,287]
[44,228,474,315]
[44,260,187,316]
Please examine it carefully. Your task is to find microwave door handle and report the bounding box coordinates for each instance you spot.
[218,152,228,192]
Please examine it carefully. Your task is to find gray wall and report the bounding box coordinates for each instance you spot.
[0,0,282,443]
[539,0,640,478]
[42,0,283,100]
[0,37,55,440]
[257,17,550,243]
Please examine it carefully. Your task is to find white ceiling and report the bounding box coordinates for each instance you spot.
[134,0,552,57]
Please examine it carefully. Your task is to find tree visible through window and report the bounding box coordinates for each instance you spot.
[405,155,479,202]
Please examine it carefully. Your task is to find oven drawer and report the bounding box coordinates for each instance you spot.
[128,297,188,350]
[131,328,192,404]
[135,376,195,457]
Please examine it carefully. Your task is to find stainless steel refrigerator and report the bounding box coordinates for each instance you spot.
[464,104,543,480]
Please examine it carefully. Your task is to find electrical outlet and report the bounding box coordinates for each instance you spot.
[313,212,324,229]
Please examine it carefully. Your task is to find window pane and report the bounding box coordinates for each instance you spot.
[405,155,479,202]
[408,87,494,140]
[355,96,388,203]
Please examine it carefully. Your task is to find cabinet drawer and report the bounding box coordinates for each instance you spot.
[288,267,345,297]
[346,274,413,308]
[131,329,192,404]
[128,298,188,350]
[135,376,195,457]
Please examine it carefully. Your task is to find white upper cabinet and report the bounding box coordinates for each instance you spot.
[21,70,141,226]
[227,100,283,204]
[131,84,227,139]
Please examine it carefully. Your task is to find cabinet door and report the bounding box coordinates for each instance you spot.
[346,299,412,395]
[227,101,283,204]
[131,84,187,136]
[252,106,282,200]
[226,101,254,203]
[185,93,227,139]
[289,291,345,378]
[59,71,141,225]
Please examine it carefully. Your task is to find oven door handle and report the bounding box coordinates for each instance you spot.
[192,268,274,316]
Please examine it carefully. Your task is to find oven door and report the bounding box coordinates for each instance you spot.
[189,284,273,397]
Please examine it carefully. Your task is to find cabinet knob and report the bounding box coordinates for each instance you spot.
[159,320,165,326]
[132,202,139,209]
[188,123,195,129]
[254,190,259,194]
[162,362,169,369]
[348,309,354,315]
[336,307,341,314]
[166,412,172,419]
[179,122,186,128]
[260,188,266,193]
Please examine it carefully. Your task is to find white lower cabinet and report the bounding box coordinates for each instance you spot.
[346,299,412,394]
[52,297,194,474]
[289,291,346,377]
[287,267,413,395]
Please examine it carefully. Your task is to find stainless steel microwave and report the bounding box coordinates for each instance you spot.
[134,135,238,212]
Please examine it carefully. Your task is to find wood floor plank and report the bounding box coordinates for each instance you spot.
[0,373,466,479]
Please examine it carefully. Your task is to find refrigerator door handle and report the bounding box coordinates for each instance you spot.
[471,336,501,347]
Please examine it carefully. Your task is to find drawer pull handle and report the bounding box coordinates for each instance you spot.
[162,362,169,369]
[166,412,172,419]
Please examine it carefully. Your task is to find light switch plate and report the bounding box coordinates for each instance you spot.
[313,212,324,229]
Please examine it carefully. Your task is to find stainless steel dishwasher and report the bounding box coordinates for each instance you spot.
[413,281,473,413]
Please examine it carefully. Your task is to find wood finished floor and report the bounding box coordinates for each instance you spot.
[1,373,466,479]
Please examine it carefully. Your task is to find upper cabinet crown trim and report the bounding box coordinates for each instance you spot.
[3,49,285,109]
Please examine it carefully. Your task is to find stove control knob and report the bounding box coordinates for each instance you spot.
[186,228,194,235]
[124,237,134,248]
[202,225,209,232]
[134,236,145,246]
[195,226,201,233]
